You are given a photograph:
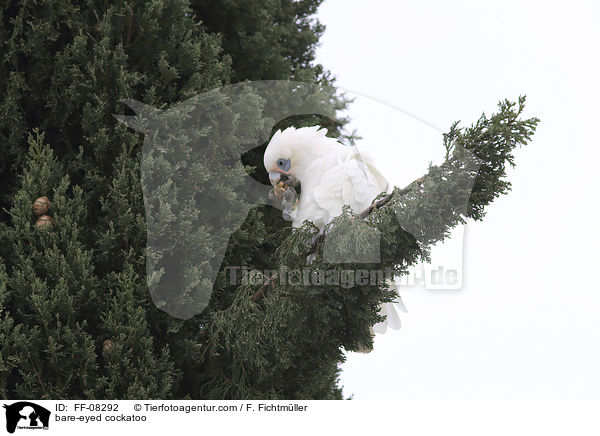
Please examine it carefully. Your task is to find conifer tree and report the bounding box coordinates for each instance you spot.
[0,0,538,400]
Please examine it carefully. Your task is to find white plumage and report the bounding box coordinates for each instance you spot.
[264,126,406,351]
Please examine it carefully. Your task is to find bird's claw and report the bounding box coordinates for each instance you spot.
[270,176,300,221]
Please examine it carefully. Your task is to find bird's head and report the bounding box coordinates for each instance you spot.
[263,125,328,187]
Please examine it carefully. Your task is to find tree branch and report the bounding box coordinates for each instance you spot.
[251,177,425,302]
[28,355,47,396]
[252,273,278,302]
[357,177,424,220]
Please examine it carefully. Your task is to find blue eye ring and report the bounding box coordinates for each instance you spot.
[277,158,290,172]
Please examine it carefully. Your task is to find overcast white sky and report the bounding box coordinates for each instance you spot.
[315,0,600,400]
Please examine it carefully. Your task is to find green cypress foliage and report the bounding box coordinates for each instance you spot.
[0,0,538,399]
[189,0,326,81]
[2,131,99,398]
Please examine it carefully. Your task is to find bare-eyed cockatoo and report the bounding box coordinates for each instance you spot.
[264,125,407,352]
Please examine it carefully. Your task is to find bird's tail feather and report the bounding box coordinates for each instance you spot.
[355,295,407,353]
[373,298,406,333]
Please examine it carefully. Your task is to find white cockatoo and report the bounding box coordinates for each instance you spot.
[264,125,406,352]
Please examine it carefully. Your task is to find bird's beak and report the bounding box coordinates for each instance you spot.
[269,171,281,186]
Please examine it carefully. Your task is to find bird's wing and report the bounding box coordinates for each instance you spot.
[353,148,392,194]
[313,152,382,219]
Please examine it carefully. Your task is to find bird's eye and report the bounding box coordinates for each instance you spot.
[277,158,290,171]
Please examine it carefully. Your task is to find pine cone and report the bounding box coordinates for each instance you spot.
[35,215,54,229]
[102,339,113,353]
[32,196,51,216]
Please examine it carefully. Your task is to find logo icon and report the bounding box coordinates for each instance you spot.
[2,402,50,434]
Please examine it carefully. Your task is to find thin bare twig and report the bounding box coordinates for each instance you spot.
[252,273,278,302]
[28,355,47,396]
